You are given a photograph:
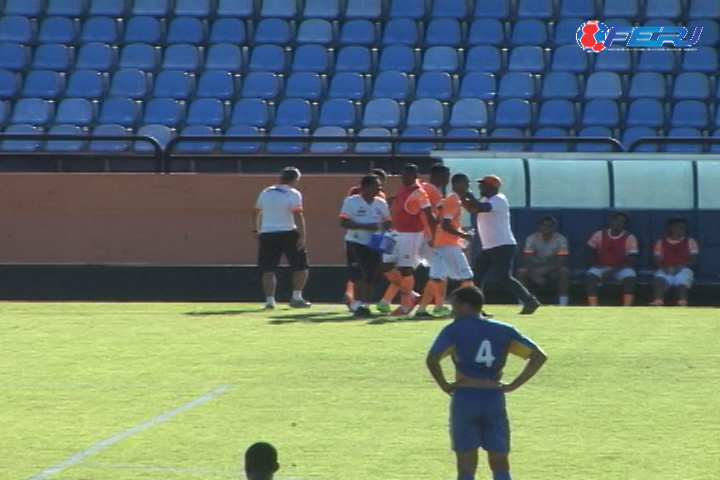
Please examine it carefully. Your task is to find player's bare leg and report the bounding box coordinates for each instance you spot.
[345,280,355,306]
[290,269,311,308]
[557,266,570,306]
[416,279,440,318]
[392,267,418,316]
[651,276,669,306]
[622,276,636,306]
[487,451,512,480]
[262,272,277,309]
[377,264,400,313]
[455,449,478,480]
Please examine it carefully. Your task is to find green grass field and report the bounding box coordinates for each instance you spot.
[2,302,719,480]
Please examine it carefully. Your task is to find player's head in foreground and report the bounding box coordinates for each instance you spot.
[401,163,419,187]
[609,211,630,234]
[667,217,687,239]
[280,166,301,187]
[538,215,557,239]
[370,168,387,185]
[451,173,470,195]
[429,163,451,188]
[244,442,279,480]
[360,173,381,199]
[449,285,485,318]
[476,174,502,198]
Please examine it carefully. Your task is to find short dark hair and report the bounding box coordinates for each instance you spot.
[360,174,379,187]
[280,166,300,184]
[667,217,687,228]
[539,216,557,225]
[450,285,484,311]
[370,168,387,181]
[451,173,469,185]
[402,163,419,175]
[245,442,278,475]
[430,163,450,176]
[611,211,630,223]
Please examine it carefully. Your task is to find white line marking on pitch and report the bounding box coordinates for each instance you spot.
[27,385,233,480]
[0,382,224,389]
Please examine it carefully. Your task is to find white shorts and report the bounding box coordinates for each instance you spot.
[587,266,637,284]
[418,237,433,267]
[429,245,473,280]
[654,267,694,287]
[382,232,425,268]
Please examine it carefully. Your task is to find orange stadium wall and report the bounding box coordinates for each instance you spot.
[0,174,403,266]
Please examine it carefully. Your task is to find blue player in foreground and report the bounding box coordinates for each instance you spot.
[426,286,548,480]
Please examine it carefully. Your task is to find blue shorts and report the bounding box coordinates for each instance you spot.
[450,388,510,453]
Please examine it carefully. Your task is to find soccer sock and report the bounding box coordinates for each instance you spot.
[435,279,449,308]
[622,294,634,306]
[492,473,511,480]
[558,295,569,306]
[457,475,474,480]
[345,281,354,300]
[588,295,598,307]
[266,296,276,305]
[419,281,437,308]
[400,276,416,311]
[292,290,303,301]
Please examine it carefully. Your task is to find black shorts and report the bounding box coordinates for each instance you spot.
[258,231,309,272]
[346,241,382,282]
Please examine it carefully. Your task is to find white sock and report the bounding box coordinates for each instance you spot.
[351,301,362,311]
[266,296,276,305]
[379,299,391,305]
[416,306,427,314]
[558,296,569,306]
[292,291,303,301]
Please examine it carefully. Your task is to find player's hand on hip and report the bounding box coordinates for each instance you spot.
[441,381,456,396]
[499,382,517,393]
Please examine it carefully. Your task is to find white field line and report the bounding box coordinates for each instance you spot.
[0,382,225,389]
[27,385,233,480]
[83,463,311,480]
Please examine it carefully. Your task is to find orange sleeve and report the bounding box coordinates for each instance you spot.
[291,205,303,212]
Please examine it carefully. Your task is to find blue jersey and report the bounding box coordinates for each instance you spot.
[429,316,538,381]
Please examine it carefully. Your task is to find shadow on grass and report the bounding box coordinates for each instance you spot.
[184,308,273,316]
[267,313,367,325]
[366,315,450,325]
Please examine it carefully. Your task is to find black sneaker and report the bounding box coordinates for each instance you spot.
[354,306,372,317]
[289,298,312,308]
[414,311,435,319]
[519,298,541,315]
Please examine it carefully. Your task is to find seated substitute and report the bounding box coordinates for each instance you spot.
[516,216,570,306]
[586,212,639,307]
[651,218,699,307]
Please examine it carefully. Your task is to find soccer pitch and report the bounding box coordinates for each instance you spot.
[1,303,718,480]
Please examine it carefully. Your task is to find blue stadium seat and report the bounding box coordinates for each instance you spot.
[468,19,505,45]
[90,124,130,153]
[110,69,149,99]
[206,44,243,72]
[465,46,503,73]
[382,18,419,46]
[416,72,453,101]
[689,0,720,18]
[585,72,623,99]
[297,19,333,44]
[261,0,299,18]
[551,45,589,72]
[372,71,410,101]
[346,0,381,19]
[167,18,206,45]
[242,72,280,99]
[132,0,170,16]
[339,20,376,45]
[432,0,468,18]
[99,98,139,127]
[267,126,307,154]
[45,125,84,153]
[328,72,366,99]
[474,0,510,19]
[379,46,416,73]
[622,126,659,152]
[398,127,436,155]
[576,126,615,152]
[119,44,158,71]
[66,70,105,99]
[682,47,718,73]
[89,0,127,16]
[11,98,54,125]
[304,0,341,18]
[389,0,425,19]
[449,99,488,128]
[22,70,65,99]
[687,20,718,46]
[495,99,532,127]
[0,70,20,98]
[317,98,356,127]
[553,19,582,45]
[541,72,579,99]
[355,127,391,154]
[666,128,703,153]
[538,100,575,128]
[0,101,7,124]
[33,44,72,71]
[286,72,324,100]
[1,124,43,152]
[163,45,202,72]
[603,0,639,17]
[0,17,34,44]
[638,50,676,73]
[249,45,286,72]
[594,49,631,72]
[2,0,43,15]
[643,19,675,28]
[645,0,681,18]
[444,128,481,151]
[673,72,710,100]
[175,0,212,16]
[76,43,115,71]
[222,125,261,154]
[671,100,708,128]
[55,98,95,126]
[335,46,372,73]
[532,127,569,152]
[407,99,445,128]
[81,17,119,43]
[135,124,175,153]
[517,0,553,19]
[255,19,292,44]
[459,72,496,100]
[274,99,313,127]
[508,46,545,73]
[626,99,665,128]
[291,45,330,73]
[143,99,184,127]
[310,126,348,154]
[48,0,87,16]
[0,43,30,71]
[498,72,535,99]
[153,71,194,100]
[363,99,401,128]
[510,20,547,45]
[187,99,226,127]
[487,128,525,151]
[217,0,254,17]
[710,129,720,153]
[582,100,620,127]
[560,0,595,17]
[425,19,462,47]
[197,71,235,100]
[124,17,163,44]
[176,126,218,154]
[628,72,667,99]
[210,19,246,44]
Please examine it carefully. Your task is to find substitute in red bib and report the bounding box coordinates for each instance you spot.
[650,217,699,307]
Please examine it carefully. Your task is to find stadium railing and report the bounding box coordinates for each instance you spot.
[628,137,720,153]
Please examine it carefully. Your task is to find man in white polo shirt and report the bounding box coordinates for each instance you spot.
[252,166,311,310]
[459,175,540,315]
